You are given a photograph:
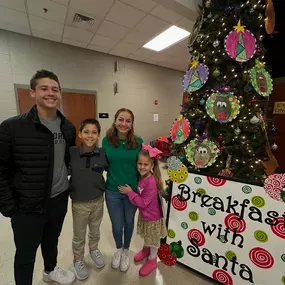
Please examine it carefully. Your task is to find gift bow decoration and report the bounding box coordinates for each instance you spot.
[142,143,162,159]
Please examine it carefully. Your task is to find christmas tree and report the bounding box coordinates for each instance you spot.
[170,0,276,184]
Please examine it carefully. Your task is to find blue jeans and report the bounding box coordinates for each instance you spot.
[105,190,137,249]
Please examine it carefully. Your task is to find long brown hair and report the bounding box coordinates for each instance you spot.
[106,108,139,149]
[139,150,165,197]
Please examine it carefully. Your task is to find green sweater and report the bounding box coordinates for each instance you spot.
[102,136,143,192]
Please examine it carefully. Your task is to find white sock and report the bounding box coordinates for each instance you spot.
[149,246,158,259]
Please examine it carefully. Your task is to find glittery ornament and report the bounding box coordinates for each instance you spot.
[217,135,224,142]
[200,99,206,105]
[271,143,278,150]
[250,115,259,125]
[251,97,257,103]
[270,125,278,133]
[213,40,220,48]
[234,127,241,135]
[208,13,213,18]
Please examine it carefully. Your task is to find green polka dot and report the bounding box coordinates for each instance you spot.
[208,208,216,215]
[251,196,265,208]
[254,230,268,242]
[219,235,227,243]
[242,185,252,194]
[194,177,202,184]
[189,211,199,221]
[181,222,188,229]
[281,254,285,262]
[196,188,206,197]
[282,276,285,285]
[225,251,237,261]
[168,229,176,239]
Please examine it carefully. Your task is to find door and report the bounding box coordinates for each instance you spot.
[61,92,96,146]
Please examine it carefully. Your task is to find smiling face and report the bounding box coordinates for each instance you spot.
[79,123,100,149]
[30,78,61,110]
[115,111,133,137]
[137,154,153,178]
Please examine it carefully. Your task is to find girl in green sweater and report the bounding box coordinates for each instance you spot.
[102,108,143,272]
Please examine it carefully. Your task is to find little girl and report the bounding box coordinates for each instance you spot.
[119,144,167,277]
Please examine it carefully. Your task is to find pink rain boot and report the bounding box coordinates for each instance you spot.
[134,247,150,263]
[139,257,157,277]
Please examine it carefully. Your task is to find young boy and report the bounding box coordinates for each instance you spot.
[69,119,108,280]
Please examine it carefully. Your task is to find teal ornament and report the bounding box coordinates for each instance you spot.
[179,156,185,161]
[200,99,206,105]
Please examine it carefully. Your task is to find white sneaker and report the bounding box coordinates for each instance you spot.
[43,267,75,285]
[112,248,122,269]
[90,249,105,269]
[120,249,130,272]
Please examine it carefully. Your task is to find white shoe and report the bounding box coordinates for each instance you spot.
[112,248,122,269]
[43,267,75,285]
[90,249,105,269]
[120,249,130,272]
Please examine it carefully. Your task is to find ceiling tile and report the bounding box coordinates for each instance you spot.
[27,0,68,24]
[176,17,195,33]
[123,30,152,46]
[63,26,94,43]
[119,0,156,12]
[51,0,69,5]
[163,44,189,58]
[106,1,146,29]
[109,41,139,57]
[177,37,189,48]
[150,5,183,24]
[70,0,115,18]
[65,7,103,33]
[128,48,154,60]
[134,15,170,36]
[87,44,111,53]
[0,6,31,35]
[30,15,63,36]
[0,0,26,12]
[96,20,129,40]
[32,30,62,42]
[89,34,118,49]
[62,37,88,48]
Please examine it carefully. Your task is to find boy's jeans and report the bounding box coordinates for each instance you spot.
[105,190,137,249]
[72,196,104,260]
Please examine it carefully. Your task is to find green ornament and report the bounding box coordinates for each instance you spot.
[213,68,220,77]
[253,134,257,140]
[170,241,184,259]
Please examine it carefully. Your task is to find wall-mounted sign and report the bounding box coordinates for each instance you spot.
[273,102,285,114]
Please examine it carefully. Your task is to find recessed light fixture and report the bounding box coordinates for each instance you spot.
[143,25,190,52]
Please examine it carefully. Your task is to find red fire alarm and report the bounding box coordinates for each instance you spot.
[154,100,158,105]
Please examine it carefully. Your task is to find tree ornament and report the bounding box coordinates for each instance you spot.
[251,97,257,103]
[253,134,257,140]
[225,20,256,62]
[265,0,275,35]
[250,115,260,125]
[213,40,220,48]
[234,127,241,135]
[213,68,220,77]
[200,98,206,105]
[250,60,273,97]
[271,143,278,150]
[270,125,278,133]
[244,84,252,92]
[170,115,190,144]
[206,92,240,123]
[183,59,209,93]
[205,0,211,8]
[217,135,224,142]
[185,138,220,168]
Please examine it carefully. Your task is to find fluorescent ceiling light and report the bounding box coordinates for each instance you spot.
[143,25,190,52]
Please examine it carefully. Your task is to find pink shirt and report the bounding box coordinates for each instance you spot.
[127,175,162,221]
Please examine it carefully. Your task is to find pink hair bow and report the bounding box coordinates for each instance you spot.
[142,143,162,159]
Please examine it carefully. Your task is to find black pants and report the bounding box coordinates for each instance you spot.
[11,190,69,285]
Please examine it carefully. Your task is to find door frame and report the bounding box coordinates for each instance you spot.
[14,84,97,116]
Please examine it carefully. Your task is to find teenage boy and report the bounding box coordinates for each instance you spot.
[69,119,107,280]
[0,70,76,285]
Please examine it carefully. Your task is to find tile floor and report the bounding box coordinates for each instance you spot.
[0,165,217,285]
